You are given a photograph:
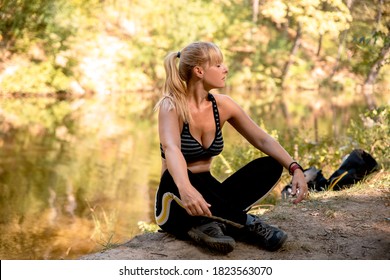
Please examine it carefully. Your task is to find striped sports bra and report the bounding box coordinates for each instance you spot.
[160,93,224,162]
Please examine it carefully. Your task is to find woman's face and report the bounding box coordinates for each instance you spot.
[202,62,229,90]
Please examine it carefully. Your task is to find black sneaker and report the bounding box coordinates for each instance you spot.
[241,214,287,251]
[188,221,236,254]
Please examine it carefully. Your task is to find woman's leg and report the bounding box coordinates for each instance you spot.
[216,156,287,251]
[155,157,285,251]
[198,156,282,225]
[220,156,283,211]
[156,157,282,230]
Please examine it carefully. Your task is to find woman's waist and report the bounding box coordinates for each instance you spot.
[161,158,212,175]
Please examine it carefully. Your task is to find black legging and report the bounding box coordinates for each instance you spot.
[155,156,283,237]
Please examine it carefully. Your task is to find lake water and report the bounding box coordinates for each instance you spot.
[0,93,362,259]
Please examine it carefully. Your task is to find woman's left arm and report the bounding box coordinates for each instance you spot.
[220,95,308,204]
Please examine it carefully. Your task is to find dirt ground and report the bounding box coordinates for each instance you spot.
[81,172,389,260]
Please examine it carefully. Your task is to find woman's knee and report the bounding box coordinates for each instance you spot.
[251,156,283,175]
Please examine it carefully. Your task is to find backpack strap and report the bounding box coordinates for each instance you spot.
[328,171,349,191]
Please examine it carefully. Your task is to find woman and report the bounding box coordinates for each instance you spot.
[155,42,308,254]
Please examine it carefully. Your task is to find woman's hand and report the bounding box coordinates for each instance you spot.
[290,169,309,204]
[179,185,212,217]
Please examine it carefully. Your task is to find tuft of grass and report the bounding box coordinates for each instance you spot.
[97,233,119,251]
[86,200,120,250]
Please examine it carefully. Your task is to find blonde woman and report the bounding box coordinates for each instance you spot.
[155,42,308,254]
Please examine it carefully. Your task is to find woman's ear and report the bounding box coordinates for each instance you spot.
[193,66,204,78]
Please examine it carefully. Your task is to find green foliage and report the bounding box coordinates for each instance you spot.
[350,30,390,76]
[125,0,228,87]
[261,0,352,36]
[212,104,389,183]
[138,221,159,233]
[0,0,101,93]
[1,0,92,52]
[343,0,389,78]
[0,60,72,93]
[284,106,389,172]
[347,106,390,167]
[1,0,389,104]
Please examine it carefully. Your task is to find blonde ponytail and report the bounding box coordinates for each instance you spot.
[155,51,190,123]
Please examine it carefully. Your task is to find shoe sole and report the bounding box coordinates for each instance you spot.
[267,232,288,251]
[188,228,236,254]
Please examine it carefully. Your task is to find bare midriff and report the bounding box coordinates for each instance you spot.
[161,157,213,175]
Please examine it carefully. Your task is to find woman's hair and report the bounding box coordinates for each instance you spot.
[155,41,223,123]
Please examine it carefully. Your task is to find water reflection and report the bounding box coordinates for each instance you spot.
[0,103,161,259]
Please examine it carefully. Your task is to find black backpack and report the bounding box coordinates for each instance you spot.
[281,149,379,197]
[325,149,379,191]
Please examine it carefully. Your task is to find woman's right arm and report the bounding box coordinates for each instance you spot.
[158,102,212,217]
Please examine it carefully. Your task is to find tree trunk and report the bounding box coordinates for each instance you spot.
[317,34,323,57]
[330,0,355,78]
[362,43,390,110]
[361,0,388,110]
[277,23,302,131]
[375,0,383,31]
[281,23,302,88]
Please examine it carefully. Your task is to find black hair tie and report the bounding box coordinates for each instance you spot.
[177,51,181,58]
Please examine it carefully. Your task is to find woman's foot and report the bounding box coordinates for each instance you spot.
[188,221,236,254]
[240,214,287,251]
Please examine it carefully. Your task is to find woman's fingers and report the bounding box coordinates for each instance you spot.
[180,186,212,217]
[193,202,212,216]
[290,170,308,204]
[201,202,212,217]
[293,190,305,204]
[186,200,212,217]
[292,182,309,204]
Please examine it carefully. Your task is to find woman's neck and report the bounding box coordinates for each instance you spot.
[187,84,209,108]
[188,93,208,109]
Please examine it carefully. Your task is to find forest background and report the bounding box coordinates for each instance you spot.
[1,0,389,159]
[0,0,389,259]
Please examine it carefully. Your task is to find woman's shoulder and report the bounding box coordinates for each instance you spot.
[156,95,174,108]
[211,93,239,110]
[211,92,235,105]
[210,93,243,122]
[156,96,182,121]
[156,96,178,116]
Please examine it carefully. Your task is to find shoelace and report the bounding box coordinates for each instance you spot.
[249,221,274,239]
[202,222,225,237]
